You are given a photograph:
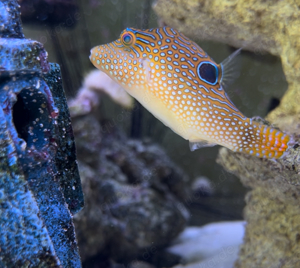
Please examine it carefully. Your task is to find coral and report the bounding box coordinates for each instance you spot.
[153,0,300,267]
[68,70,133,117]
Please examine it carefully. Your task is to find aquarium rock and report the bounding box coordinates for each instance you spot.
[0,1,83,267]
[154,0,300,267]
[72,113,190,263]
[217,145,300,268]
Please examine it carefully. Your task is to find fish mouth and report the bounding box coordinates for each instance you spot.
[89,46,99,68]
[89,46,97,61]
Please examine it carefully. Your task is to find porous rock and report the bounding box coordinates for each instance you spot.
[73,114,190,263]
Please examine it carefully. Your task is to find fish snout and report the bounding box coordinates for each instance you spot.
[89,46,100,68]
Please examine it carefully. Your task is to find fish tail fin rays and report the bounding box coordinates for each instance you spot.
[233,118,291,159]
[220,48,242,89]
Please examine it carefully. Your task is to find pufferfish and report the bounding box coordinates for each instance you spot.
[90,26,291,159]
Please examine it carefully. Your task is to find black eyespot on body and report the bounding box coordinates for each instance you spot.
[197,61,219,85]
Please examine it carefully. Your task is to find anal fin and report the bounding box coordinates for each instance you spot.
[189,140,217,151]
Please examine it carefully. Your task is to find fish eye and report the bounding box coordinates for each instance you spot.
[197,62,219,85]
[120,31,136,46]
[124,34,131,43]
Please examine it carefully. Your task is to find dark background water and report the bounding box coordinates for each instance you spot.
[22,0,287,225]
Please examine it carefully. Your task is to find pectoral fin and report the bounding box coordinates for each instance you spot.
[189,140,217,151]
[141,58,152,84]
[220,48,242,89]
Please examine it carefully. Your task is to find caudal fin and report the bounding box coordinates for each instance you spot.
[230,119,290,159]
